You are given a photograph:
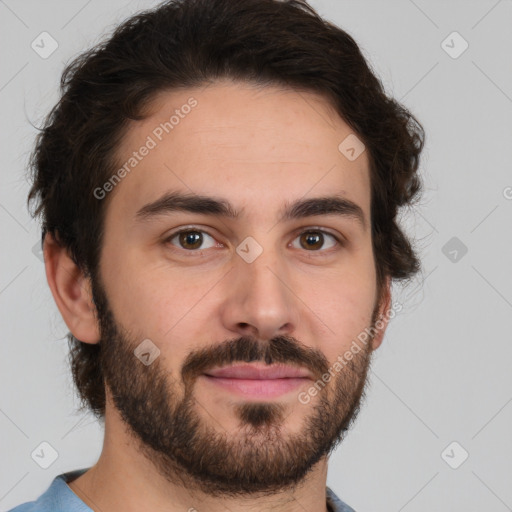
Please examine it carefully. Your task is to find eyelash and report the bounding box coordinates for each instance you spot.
[163,226,343,256]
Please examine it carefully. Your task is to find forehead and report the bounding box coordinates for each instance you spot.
[107,81,371,226]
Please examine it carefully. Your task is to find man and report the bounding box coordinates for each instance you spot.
[10,0,424,510]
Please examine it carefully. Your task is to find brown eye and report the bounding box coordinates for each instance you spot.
[178,231,203,250]
[301,232,323,250]
[167,229,217,251]
[292,230,339,252]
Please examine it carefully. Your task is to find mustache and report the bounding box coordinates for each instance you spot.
[181,335,330,387]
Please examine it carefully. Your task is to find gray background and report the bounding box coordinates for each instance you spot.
[1,0,511,510]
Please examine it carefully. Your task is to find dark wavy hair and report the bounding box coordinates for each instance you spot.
[27,0,425,420]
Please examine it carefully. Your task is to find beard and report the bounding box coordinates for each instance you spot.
[92,273,380,498]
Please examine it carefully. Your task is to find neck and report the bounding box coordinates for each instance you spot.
[68,406,331,512]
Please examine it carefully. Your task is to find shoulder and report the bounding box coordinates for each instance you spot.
[6,469,91,512]
[326,485,357,512]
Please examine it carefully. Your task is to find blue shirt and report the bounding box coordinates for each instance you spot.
[8,468,355,512]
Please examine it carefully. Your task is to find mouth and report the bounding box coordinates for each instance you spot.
[201,363,312,398]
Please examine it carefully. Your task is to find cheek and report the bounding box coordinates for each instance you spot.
[103,253,217,354]
[305,262,377,358]
[102,264,204,381]
[109,277,182,335]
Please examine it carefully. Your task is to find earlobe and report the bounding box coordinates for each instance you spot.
[371,276,392,351]
[43,233,101,344]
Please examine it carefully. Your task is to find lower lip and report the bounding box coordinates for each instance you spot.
[201,375,310,398]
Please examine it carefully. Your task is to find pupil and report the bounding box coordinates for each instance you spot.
[304,232,321,249]
[182,231,202,249]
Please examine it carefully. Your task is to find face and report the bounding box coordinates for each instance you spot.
[93,80,387,496]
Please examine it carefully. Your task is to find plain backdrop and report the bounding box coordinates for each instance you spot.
[1,1,511,510]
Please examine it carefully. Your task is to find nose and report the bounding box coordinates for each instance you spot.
[218,244,301,342]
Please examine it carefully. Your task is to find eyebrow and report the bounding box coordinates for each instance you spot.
[135,190,367,230]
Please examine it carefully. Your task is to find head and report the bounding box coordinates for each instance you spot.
[31,0,424,495]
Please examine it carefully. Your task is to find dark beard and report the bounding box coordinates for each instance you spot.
[92,272,377,498]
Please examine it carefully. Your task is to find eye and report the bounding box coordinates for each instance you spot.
[166,228,219,251]
[290,229,340,252]
[164,227,341,255]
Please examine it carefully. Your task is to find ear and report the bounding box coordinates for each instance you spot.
[43,233,101,344]
[370,276,392,351]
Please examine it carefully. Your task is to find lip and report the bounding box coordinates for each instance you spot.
[201,363,312,399]
[204,363,312,380]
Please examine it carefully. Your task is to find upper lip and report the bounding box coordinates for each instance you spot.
[204,363,312,380]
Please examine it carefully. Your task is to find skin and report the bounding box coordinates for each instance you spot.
[44,80,391,512]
